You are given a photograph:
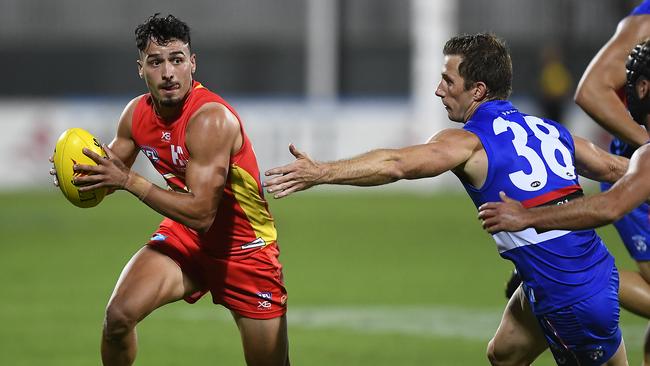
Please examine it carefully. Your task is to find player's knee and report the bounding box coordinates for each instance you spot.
[487,338,502,365]
[241,340,289,366]
[487,337,521,366]
[103,303,137,342]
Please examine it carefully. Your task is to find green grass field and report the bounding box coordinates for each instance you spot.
[0,189,647,365]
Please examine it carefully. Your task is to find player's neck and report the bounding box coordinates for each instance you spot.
[152,94,190,123]
[462,100,485,123]
[154,103,183,122]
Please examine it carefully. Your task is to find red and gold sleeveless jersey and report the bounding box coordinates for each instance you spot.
[131,81,277,258]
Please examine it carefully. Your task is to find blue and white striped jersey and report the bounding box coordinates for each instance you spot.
[462,100,615,314]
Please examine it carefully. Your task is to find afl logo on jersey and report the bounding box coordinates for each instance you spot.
[141,146,160,162]
[531,181,541,188]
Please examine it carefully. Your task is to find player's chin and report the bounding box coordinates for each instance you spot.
[447,113,463,123]
[159,96,183,107]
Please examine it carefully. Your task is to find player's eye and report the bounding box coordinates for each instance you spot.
[172,58,183,64]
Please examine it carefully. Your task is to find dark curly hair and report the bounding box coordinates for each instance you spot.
[625,39,650,124]
[135,13,191,52]
[443,33,512,100]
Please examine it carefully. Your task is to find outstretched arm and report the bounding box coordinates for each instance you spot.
[264,128,480,198]
[478,144,650,233]
[574,14,650,147]
[73,103,241,233]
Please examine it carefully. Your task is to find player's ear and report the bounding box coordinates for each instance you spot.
[638,77,650,99]
[473,82,488,101]
[136,59,144,79]
[190,54,196,74]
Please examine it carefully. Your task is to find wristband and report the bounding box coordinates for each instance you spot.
[125,172,153,201]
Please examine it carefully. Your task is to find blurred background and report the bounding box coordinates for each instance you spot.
[1,1,648,365]
[0,0,637,189]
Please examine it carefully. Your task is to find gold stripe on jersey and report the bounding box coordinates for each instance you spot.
[229,164,277,244]
[162,173,189,192]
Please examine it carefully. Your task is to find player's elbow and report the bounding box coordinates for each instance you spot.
[383,164,406,182]
[195,218,215,234]
[187,209,217,233]
[574,74,602,109]
[573,86,588,108]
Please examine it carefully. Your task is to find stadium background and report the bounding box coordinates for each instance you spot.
[1,0,647,364]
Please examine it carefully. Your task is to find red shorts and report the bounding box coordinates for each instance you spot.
[147,225,287,320]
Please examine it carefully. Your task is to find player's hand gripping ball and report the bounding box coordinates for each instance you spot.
[52,128,108,208]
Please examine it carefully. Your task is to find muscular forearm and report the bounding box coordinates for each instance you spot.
[319,149,405,186]
[526,194,622,231]
[574,136,629,183]
[265,132,471,198]
[540,154,650,231]
[585,155,629,184]
[125,173,217,232]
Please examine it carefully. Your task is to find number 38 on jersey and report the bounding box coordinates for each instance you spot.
[493,115,576,192]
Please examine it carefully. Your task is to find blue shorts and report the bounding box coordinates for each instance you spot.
[536,267,622,366]
[601,182,650,261]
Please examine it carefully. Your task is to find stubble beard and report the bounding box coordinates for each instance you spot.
[159,96,182,107]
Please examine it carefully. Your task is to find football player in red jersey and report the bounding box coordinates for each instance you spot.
[50,14,289,366]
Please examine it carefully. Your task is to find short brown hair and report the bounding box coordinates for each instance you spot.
[443,33,512,100]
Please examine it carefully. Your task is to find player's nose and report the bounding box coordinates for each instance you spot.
[435,83,445,97]
[161,61,174,79]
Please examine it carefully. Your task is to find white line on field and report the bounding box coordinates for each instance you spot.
[159,305,499,340]
[286,306,502,340]
[156,305,648,343]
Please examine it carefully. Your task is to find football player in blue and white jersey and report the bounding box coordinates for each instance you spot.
[503,2,650,363]
[482,36,650,366]
[264,33,629,365]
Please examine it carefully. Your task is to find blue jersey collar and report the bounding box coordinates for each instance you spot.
[467,99,516,122]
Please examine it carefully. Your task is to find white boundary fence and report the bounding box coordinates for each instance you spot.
[0,98,603,192]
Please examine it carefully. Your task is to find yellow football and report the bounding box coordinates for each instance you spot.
[53,128,108,208]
